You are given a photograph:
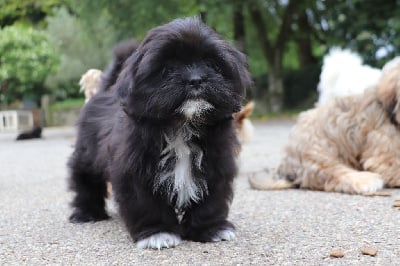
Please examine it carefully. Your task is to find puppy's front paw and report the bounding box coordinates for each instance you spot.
[69,208,109,223]
[136,232,182,250]
[211,228,236,242]
[186,221,236,243]
[326,171,384,194]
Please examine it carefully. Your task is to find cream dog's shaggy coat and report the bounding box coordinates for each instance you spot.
[79,69,102,103]
[250,61,400,194]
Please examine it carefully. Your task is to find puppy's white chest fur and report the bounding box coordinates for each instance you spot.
[180,99,213,120]
[155,126,207,209]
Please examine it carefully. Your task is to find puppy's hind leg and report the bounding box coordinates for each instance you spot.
[68,156,109,223]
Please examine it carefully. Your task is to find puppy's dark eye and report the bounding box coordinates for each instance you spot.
[205,60,223,74]
[161,65,173,76]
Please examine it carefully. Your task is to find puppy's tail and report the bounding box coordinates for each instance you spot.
[234,101,255,122]
[248,169,294,190]
[234,101,255,144]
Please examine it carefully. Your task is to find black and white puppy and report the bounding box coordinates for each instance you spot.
[68,17,251,249]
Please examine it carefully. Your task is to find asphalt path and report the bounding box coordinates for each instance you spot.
[1,120,400,265]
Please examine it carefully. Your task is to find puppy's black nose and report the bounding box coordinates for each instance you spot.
[188,74,203,86]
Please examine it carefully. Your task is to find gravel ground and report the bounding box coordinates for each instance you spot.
[1,120,400,265]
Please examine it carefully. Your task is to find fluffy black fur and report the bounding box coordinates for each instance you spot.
[99,39,139,92]
[16,126,42,140]
[68,17,251,246]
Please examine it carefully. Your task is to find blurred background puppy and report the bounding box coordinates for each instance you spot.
[78,69,102,103]
[317,47,382,105]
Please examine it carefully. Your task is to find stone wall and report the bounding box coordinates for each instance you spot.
[48,106,81,127]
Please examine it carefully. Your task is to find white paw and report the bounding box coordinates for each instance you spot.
[136,232,182,250]
[211,228,236,242]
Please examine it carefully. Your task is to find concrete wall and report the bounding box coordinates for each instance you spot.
[48,106,81,127]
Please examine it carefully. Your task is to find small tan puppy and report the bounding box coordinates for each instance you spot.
[250,59,400,195]
[79,69,102,103]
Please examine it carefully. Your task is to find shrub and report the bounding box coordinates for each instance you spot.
[0,25,58,105]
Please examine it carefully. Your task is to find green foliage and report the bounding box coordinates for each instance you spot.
[49,97,84,110]
[283,65,319,108]
[69,0,200,40]
[0,25,58,104]
[44,7,116,100]
[45,1,238,100]
[2,0,400,111]
[312,0,400,66]
[250,65,319,110]
[0,0,68,27]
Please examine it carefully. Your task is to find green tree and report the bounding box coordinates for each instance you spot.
[0,25,58,104]
[0,0,68,27]
[305,0,400,66]
[69,0,200,40]
[47,0,233,100]
[45,7,116,99]
[248,0,307,112]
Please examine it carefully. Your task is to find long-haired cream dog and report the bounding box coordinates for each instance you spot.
[317,47,382,105]
[250,60,400,194]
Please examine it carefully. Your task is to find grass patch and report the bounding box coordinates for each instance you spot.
[47,98,84,126]
[250,100,304,121]
[251,109,301,121]
[50,98,84,110]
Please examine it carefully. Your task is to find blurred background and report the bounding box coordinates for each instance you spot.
[0,0,399,127]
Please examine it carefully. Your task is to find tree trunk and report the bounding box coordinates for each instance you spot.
[233,2,245,52]
[248,0,302,112]
[267,53,284,112]
[296,10,317,66]
[197,0,207,23]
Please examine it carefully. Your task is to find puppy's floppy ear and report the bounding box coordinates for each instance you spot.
[115,51,144,117]
[116,76,135,116]
[225,47,253,93]
[226,48,253,112]
[115,63,136,117]
[377,64,400,123]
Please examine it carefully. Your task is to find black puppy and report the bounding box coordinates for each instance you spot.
[16,126,42,140]
[68,17,251,249]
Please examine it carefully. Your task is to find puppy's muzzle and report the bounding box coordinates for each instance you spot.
[188,73,204,87]
[186,73,207,98]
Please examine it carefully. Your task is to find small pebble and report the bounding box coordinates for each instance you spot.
[393,198,400,207]
[329,249,344,258]
[361,247,377,256]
